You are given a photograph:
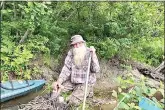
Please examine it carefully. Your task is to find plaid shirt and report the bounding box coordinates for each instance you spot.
[58,47,100,84]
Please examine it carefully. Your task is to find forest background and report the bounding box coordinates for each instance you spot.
[1,1,164,81]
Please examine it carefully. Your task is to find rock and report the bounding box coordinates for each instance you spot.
[89,97,117,110]
[153,91,163,101]
[130,69,161,88]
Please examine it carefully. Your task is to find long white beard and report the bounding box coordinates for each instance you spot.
[73,45,86,67]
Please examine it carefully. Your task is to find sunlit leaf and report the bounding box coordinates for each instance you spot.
[118,102,129,109]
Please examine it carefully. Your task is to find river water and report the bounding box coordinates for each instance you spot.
[1,88,47,110]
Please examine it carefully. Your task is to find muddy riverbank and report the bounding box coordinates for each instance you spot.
[1,58,163,110]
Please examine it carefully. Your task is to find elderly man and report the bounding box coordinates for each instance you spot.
[52,35,100,108]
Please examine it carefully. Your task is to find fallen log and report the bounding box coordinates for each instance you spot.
[128,61,164,81]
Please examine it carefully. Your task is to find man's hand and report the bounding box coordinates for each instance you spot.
[52,81,64,93]
[90,46,97,58]
[89,46,96,53]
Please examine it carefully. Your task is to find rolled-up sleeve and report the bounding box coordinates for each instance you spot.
[58,50,72,83]
[90,52,100,73]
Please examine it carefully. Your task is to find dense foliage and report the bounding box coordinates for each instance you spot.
[112,74,164,110]
[1,1,164,81]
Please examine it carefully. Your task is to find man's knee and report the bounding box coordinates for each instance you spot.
[68,95,82,107]
[61,80,75,93]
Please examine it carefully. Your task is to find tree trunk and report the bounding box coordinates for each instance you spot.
[1,1,4,21]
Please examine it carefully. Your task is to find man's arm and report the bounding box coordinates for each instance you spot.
[57,50,72,84]
[90,47,100,73]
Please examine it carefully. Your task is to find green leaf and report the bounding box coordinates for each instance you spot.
[127,103,135,108]
[121,92,130,98]
[28,2,33,7]
[133,106,141,109]
[118,102,129,109]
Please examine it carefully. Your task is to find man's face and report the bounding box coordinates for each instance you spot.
[72,42,86,67]
[72,42,84,48]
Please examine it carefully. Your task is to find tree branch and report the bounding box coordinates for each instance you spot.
[19,29,31,44]
[154,61,164,73]
[65,10,75,21]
